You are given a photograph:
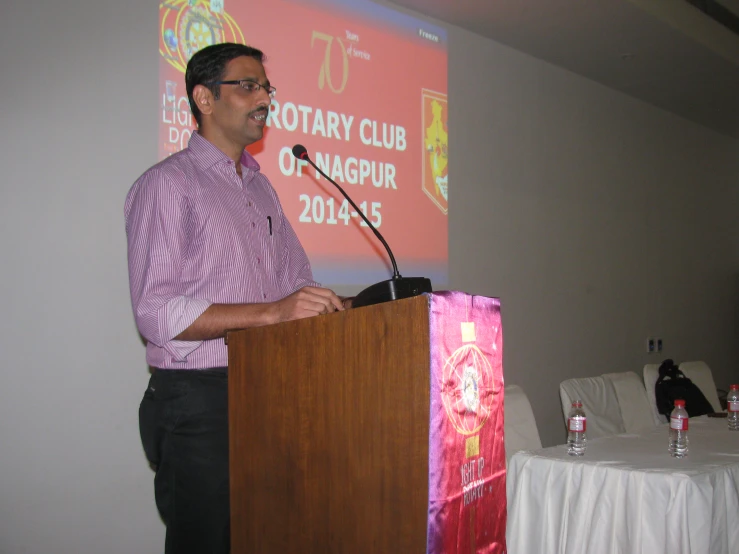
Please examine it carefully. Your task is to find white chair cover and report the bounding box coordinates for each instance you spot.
[504,384,542,462]
[643,363,667,425]
[559,376,626,438]
[603,371,658,433]
[679,361,722,413]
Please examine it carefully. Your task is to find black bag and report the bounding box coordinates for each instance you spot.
[655,359,714,418]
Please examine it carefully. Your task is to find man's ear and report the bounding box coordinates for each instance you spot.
[192,84,214,117]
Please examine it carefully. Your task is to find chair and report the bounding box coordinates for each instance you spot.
[559,376,626,438]
[679,361,722,413]
[504,384,542,462]
[643,364,667,424]
[602,371,658,434]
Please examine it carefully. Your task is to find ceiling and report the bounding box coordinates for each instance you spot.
[389,0,739,139]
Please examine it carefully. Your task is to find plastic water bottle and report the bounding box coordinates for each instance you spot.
[567,400,587,456]
[728,384,739,431]
[668,399,689,458]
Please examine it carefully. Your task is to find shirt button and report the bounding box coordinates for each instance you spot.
[257,257,261,264]
[263,293,267,299]
[248,201,253,207]
[251,222,255,228]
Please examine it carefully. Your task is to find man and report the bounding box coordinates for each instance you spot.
[125,42,345,554]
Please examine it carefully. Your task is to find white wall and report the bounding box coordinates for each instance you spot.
[0,0,736,552]
[447,29,739,448]
[0,0,163,552]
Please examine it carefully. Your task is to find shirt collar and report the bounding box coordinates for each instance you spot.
[240,149,261,172]
[188,131,261,173]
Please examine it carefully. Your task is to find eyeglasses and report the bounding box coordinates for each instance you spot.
[210,79,276,98]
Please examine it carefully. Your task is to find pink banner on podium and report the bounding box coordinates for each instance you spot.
[426,291,506,553]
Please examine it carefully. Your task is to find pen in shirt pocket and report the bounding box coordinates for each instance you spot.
[267,216,272,235]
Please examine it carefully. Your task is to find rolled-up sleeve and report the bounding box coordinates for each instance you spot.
[124,169,211,361]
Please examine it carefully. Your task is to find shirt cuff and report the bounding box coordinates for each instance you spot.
[163,339,206,363]
[160,296,212,362]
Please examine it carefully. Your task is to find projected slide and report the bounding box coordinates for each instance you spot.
[159,0,448,286]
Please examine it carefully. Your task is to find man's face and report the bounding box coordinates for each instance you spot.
[208,56,271,147]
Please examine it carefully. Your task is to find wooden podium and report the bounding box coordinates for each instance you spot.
[227,295,432,553]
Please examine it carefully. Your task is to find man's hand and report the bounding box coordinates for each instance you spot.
[174,287,345,341]
[271,286,344,323]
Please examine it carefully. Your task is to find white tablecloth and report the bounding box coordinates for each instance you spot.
[506,417,739,554]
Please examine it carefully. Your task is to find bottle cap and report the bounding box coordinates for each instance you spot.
[730,384,739,391]
[674,399,686,407]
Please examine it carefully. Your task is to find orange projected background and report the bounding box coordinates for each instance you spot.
[159,0,448,286]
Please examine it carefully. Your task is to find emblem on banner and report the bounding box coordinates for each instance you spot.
[439,321,495,435]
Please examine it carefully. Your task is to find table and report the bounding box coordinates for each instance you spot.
[506,417,739,553]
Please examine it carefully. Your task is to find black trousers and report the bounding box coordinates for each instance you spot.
[139,368,230,554]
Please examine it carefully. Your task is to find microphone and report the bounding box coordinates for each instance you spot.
[292,144,432,308]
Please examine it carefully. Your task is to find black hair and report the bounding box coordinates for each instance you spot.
[185,43,265,127]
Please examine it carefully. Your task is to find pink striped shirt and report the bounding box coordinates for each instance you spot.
[125,132,318,369]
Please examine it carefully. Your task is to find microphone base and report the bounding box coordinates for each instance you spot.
[351,277,433,309]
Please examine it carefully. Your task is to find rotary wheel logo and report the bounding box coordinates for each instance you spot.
[440,344,495,435]
[160,0,245,73]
